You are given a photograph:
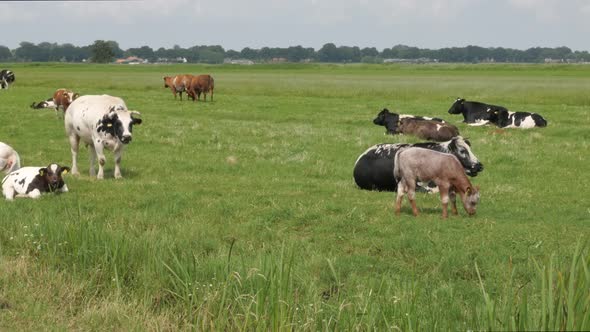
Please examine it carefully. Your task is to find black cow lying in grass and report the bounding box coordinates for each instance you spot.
[353,136,483,192]
[447,98,509,126]
[487,109,547,128]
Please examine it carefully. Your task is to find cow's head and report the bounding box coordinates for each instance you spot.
[446,136,483,176]
[486,108,508,126]
[98,107,143,144]
[448,98,466,114]
[462,185,480,215]
[373,108,400,134]
[39,163,70,191]
[163,76,172,88]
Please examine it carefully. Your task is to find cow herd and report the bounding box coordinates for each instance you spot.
[1,68,213,201]
[1,66,547,218]
[355,99,547,218]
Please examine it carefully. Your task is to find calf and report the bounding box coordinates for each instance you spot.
[0,142,21,175]
[0,69,15,89]
[487,109,547,128]
[373,108,445,134]
[447,98,509,126]
[393,147,480,218]
[2,163,70,200]
[353,136,483,192]
[163,74,193,100]
[187,74,215,102]
[64,95,142,179]
[398,118,459,141]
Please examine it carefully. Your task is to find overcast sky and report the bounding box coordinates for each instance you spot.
[1,0,588,51]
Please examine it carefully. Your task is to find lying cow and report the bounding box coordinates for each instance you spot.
[0,69,15,89]
[447,98,509,126]
[394,147,480,218]
[0,142,21,175]
[64,95,142,179]
[353,136,483,192]
[2,163,70,200]
[31,88,80,112]
[163,74,193,100]
[398,118,459,141]
[187,74,215,102]
[373,108,445,134]
[487,109,547,128]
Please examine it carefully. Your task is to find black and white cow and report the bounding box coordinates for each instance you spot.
[0,70,15,89]
[2,163,70,200]
[447,98,509,126]
[487,109,547,128]
[373,108,446,134]
[353,136,483,192]
[64,95,142,179]
[31,98,57,110]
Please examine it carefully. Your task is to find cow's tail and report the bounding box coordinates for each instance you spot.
[393,149,402,181]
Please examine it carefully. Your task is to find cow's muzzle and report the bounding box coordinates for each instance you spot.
[467,163,484,176]
[121,135,132,144]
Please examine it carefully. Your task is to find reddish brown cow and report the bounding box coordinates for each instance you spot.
[187,74,214,102]
[53,89,80,112]
[163,74,193,100]
[398,118,459,142]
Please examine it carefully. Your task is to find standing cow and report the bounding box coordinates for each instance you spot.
[0,142,21,175]
[64,95,142,179]
[353,136,483,192]
[0,70,15,89]
[447,98,509,126]
[187,74,215,102]
[163,74,193,100]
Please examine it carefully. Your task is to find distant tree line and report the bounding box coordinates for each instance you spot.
[1,40,590,64]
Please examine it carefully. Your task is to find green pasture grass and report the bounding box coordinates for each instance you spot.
[0,63,588,330]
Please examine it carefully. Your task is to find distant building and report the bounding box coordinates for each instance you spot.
[116,56,148,64]
[224,58,255,65]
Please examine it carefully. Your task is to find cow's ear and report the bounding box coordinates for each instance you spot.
[466,187,472,195]
[61,167,71,175]
[38,168,47,176]
[132,118,143,125]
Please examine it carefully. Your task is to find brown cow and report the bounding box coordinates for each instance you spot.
[398,118,459,142]
[187,74,214,102]
[53,89,79,112]
[163,75,193,101]
[393,147,480,218]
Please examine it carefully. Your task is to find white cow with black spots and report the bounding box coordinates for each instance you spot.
[64,95,143,179]
[2,163,70,200]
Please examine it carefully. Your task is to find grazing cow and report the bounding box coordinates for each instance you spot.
[353,136,483,192]
[163,74,193,100]
[487,109,547,128]
[2,163,70,201]
[187,74,215,102]
[0,70,15,89]
[0,142,21,175]
[447,98,509,126]
[373,108,445,134]
[397,118,460,141]
[31,88,80,112]
[394,147,480,218]
[64,95,142,179]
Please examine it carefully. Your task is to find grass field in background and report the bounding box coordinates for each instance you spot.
[0,63,588,330]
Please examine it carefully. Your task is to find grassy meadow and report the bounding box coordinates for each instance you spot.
[0,63,589,330]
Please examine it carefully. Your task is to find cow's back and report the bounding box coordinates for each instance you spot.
[65,95,128,140]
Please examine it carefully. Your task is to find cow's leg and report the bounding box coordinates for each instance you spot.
[449,189,458,215]
[114,148,124,179]
[2,185,15,201]
[395,181,406,215]
[406,181,419,216]
[88,144,97,177]
[94,144,107,180]
[68,134,81,175]
[439,184,450,219]
[28,189,42,199]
